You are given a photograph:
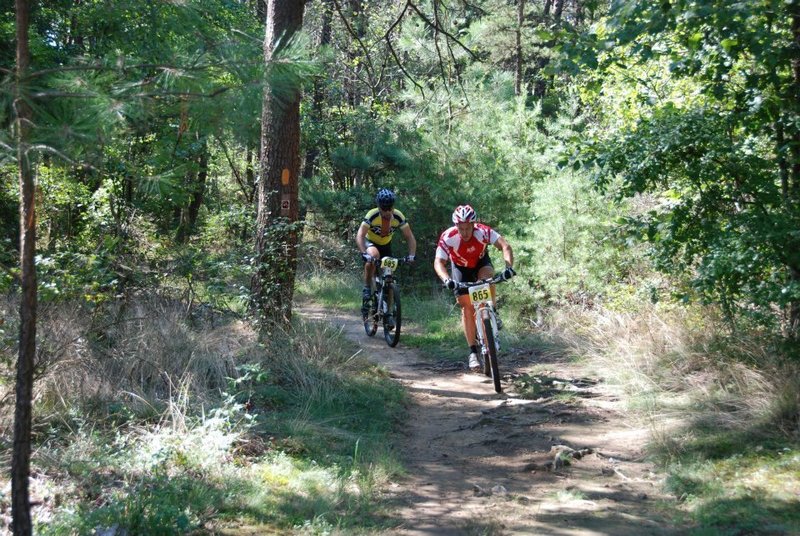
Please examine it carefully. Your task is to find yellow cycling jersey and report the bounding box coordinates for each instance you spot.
[362,207,409,246]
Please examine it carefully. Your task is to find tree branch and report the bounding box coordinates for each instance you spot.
[329,0,377,85]
[381,0,411,41]
[385,35,425,97]
[408,0,478,59]
[215,134,251,200]
[432,0,451,93]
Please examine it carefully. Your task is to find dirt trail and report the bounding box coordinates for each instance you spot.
[300,305,681,535]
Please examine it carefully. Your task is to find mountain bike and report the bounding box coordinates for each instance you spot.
[457,274,510,393]
[362,256,410,347]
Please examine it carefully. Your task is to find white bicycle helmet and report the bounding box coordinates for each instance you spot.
[452,204,477,224]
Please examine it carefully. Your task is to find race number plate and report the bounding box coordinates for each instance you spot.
[381,257,399,270]
[469,283,492,306]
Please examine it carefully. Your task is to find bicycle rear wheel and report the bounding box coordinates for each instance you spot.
[482,314,502,393]
[383,283,401,347]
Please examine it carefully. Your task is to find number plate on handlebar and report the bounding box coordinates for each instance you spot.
[469,283,492,306]
[381,257,399,270]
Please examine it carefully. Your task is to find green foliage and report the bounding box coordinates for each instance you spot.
[168,245,253,314]
[0,0,312,253]
[43,474,225,535]
[302,184,372,239]
[0,166,18,260]
[662,445,800,534]
[521,166,630,302]
[35,248,120,304]
[36,164,97,250]
[199,204,255,248]
[587,104,797,327]
[27,317,406,534]
[554,0,800,333]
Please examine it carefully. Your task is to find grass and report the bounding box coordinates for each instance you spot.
[0,293,408,535]
[650,411,800,534]
[295,267,531,364]
[534,301,800,534]
[662,446,800,534]
[5,250,800,534]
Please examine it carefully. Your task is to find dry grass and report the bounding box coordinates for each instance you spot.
[537,302,800,439]
[0,284,407,534]
[0,293,256,429]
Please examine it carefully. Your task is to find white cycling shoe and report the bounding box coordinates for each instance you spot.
[468,352,481,372]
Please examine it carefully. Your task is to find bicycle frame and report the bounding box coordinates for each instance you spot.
[458,274,506,392]
[364,256,407,347]
[374,256,398,297]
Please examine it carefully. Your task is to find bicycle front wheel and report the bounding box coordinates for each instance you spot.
[482,313,502,393]
[364,291,378,336]
[383,283,401,347]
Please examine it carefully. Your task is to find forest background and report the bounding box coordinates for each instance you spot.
[1,0,799,534]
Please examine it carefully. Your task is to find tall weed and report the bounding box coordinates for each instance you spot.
[0,292,406,534]
[537,302,799,434]
[534,301,800,532]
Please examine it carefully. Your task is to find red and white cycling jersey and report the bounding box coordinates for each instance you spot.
[435,223,500,268]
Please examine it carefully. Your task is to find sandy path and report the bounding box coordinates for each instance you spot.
[299,304,682,535]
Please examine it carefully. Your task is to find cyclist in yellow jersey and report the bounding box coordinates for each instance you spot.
[356,189,417,317]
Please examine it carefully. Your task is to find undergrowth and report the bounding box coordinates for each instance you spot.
[0,294,407,534]
[295,266,529,364]
[535,302,800,534]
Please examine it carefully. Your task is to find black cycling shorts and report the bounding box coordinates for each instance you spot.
[451,254,493,296]
[364,241,392,261]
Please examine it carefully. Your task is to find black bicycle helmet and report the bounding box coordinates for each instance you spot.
[375,188,396,209]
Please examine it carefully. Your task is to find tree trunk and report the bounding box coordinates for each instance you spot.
[189,142,208,229]
[302,0,332,182]
[252,0,305,328]
[534,0,565,99]
[176,138,208,243]
[514,0,524,96]
[553,0,565,22]
[347,0,366,188]
[13,0,35,534]
[787,4,800,336]
[246,143,256,203]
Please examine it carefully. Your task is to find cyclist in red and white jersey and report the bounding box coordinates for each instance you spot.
[433,204,515,372]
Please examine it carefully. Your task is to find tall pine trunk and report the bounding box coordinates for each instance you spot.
[176,137,208,243]
[514,0,524,96]
[302,0,332,182]
[13,0,36,534]
[252,0,305,328]
[787,4,800,336]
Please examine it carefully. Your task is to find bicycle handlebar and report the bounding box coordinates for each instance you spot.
[364,255,414,265]
[454,274,506,289]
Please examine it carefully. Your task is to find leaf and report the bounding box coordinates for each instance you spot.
[720,38,738,52]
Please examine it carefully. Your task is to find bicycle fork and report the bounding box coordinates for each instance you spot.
[375,277,393,318]
[475,306,501,354]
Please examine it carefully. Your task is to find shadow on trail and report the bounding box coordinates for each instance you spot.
[380,347,682,534]
[299,304,683,534]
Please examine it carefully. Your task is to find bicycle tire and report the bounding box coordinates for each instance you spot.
[364,291,378,336]
[483,351,492,378]
[383,283,401,347]
[482,314,502,393]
